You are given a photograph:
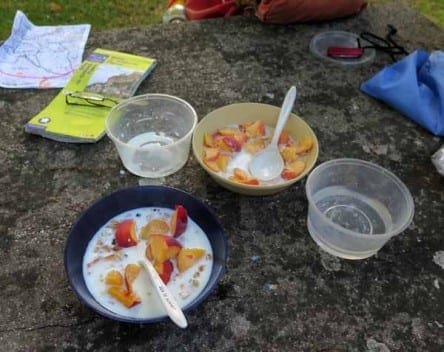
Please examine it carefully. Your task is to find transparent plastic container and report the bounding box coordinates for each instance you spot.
[106,94,197,178]
[306,159,414,259]
[310,31,376,66]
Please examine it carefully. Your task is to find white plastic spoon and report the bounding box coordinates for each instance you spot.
[249,86,297,181]
[137,242,188,328]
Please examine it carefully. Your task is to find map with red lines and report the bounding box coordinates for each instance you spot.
[0,11,90,88]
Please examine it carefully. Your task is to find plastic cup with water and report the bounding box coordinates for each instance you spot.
[105,94,197,178]
[305,158,414,259]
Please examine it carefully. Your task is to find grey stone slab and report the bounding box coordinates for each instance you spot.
[0,1,443,351]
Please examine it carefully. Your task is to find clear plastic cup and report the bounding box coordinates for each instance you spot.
[105,94,197,178]
[306,159,414,259]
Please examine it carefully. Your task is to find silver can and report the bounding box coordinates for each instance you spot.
[163,1,187,23]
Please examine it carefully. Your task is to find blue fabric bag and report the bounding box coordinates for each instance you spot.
[361,50,444,136]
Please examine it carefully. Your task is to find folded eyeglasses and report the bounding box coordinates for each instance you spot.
[65,91,118,108]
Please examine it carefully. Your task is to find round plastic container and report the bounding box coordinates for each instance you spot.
[105,94,197,178]
[310,31,376,66]
[306,159,414,259]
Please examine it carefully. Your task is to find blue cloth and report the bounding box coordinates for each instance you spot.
[361,50,444,136]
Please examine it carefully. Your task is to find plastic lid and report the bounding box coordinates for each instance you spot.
[310,31,376,66]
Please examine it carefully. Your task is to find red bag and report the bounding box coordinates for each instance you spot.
[256,0,368,23]
[185,0,241,20]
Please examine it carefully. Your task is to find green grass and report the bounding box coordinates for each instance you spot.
[411,0,444,27]
[0,0,167,40]
[0,0,443,41]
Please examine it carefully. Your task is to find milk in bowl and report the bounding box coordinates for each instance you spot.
[83,205,213,319]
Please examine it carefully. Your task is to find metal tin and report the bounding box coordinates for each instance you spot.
[163,1,187,23]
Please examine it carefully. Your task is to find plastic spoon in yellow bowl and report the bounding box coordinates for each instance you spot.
[249,86,297,181]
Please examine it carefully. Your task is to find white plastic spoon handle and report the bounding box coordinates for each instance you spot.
[271,86,297,146]
[138,246,188,328]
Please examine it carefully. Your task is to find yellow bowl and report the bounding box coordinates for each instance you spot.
[192,103,319,196]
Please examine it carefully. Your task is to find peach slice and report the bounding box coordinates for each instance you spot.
[228,175,242,183]
[222,136,242,152]
[233,168,249,181]
[242,178,259,185]
[140,219,170,239]
[281,169,297,180]
[294,136,313,154]
[204,158,220,172]
[215,154,230,171]
[229,168,260,185]
[105,270,124,286]
[204,133,215,147]
[214,134,232,152]
[245,120,266,137]
[124,263,141,293]
[178,248,206,273]
[170,205,188,237]
[107,286,141,308]
[243,139,265,154]
[278,131,290,145]
[280,145,298,163]
[203,147,220,161]
[233,132,248,146]
[238,121,252,133]
[288,160,306,173]
[229,176,259,185]
[148,234,182,263]
[218,128,238,136]
[115,219,138,248]
[281,160,306,180]
[154,260,174,284]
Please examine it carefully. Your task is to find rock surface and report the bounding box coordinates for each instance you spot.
[0,1,443,351]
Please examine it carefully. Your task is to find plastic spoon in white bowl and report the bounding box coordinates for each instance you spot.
[137,242,188,328]
[249,86,297,181]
